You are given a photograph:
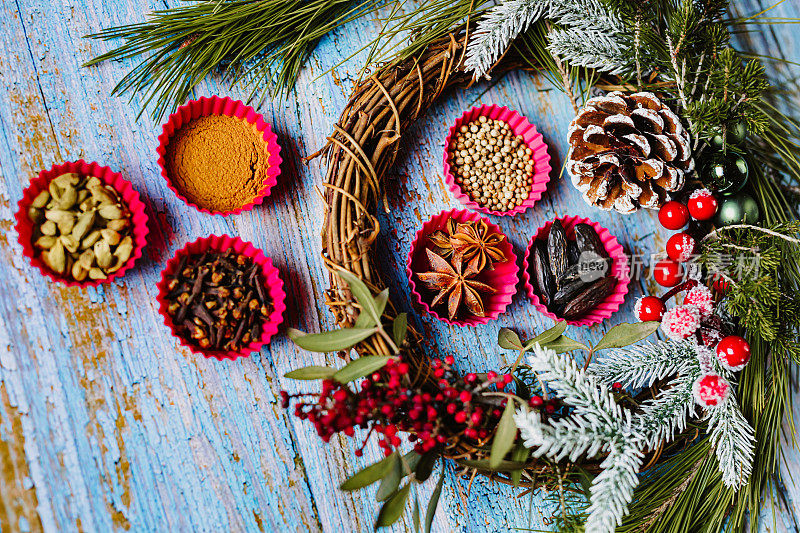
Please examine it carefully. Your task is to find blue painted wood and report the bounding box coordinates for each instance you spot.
[0,0,798,531]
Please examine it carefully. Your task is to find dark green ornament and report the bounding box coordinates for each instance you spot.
[714,192,760,226]
[701,151,748,195]
[709,121,748,149]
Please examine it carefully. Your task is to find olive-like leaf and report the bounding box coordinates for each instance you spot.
[340,453,396,491]
[333,355,393,384]
[413,494,421,533]
[288,327,377,353]
[284,365,336,380]
[335,269,383,325]
[414,452,437,483]
[525,321,568,350]
[489,400,517,469]
[510,445,530,487]
[393,312,408,346]
[498,328,522,350]
[376,452,402,501]
[541,335,589,354]
[375,483,411,528]
[424,471,445,533]
[593,321,660,352]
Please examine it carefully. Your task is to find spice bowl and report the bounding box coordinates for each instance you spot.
[443,104,551,216]
[157,95,282,216]
[156,235,286,360]
[522,215,630,327]
[14,160,149,287]
[407,208,518,327]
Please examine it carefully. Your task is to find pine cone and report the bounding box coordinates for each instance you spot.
[566,92,695,214]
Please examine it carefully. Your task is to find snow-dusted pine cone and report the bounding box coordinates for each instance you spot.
[566,92,695,214]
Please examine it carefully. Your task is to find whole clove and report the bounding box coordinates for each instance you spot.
[164,250,272,352]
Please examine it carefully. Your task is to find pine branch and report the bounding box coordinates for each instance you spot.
[633,369,700,450]
[707,391,755,489]
[588,341,698,389]
[547,28,631,75]
[465,0,550,78]
[586,446,645,533]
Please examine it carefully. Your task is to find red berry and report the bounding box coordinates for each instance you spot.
[712,274,731,295]
[612,382,622,390]
[502,374,513,384]
[653,260,684,287]
[487,371,498,381]
[454,411,467,424]
[635,296,666,321]
[354,449,363,457]
[465,373,477,383]
[444,356,455,365]
[687,189,718,221]
[459,391,472,403]
[529,395,544,408]
[545,403,556,414]
[666,232,696,262]
[692,374,730,407]
[659,201,690,230]
[716,336,751,371]
[383,448,393,457]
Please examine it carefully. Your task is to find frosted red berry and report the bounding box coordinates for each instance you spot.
[716,335,751,371]
[687,188,718,221]
[666,232,696,262]
[660,305,701,341]
[692,374,731,407]
[634,296,666,321]
[683,285,714,317]
[653,260,683,287]
[658,201,690,230]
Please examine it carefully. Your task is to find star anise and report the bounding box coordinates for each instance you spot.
[451,220,507,272]
[416,248,496,320]
[427,219,457,258]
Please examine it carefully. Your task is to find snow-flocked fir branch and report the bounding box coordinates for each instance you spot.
[707,390,755,489]
[633,369,700,450]
[464,0,550,78]
[514,343,644,533]
[588,340,698,388]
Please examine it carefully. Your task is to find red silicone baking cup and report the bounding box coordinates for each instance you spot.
[14,160,149,287]
[407,208,518,327]
[522,216,630,327]
[443,105,551,216]
[156,235,287,360]
[156,95,282,216]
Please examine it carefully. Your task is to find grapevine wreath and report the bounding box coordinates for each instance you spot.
[88,0,800,531]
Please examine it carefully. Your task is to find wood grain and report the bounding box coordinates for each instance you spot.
[0,0,798,531]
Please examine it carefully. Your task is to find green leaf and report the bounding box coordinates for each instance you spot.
[335,269,383,325]
[541,335,589,354]
[284,365,336,380]
[489,400,517,469]
[355,289,388,328]
[510,445,530,487]
[592,321,660,352]
[333,355,393,384]
[424,471,445,533]
[393,313,408,346]
[375,483,411,528]
[340,453,396,491]
[376,452,402,501]
[412,494,421,533]
[454,458,529,472]
[498,328,523,350]
[403,450,422,473]
[288,327,377,353]
[414,453,437,483]
[525,321,568,349]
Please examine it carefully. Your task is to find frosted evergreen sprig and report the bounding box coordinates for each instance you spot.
[588,340,698,388]
[707,391,755,489]
[586,446,644,532]
[633,369,700,450]
[546,28,631,76]
[464,0,550,78]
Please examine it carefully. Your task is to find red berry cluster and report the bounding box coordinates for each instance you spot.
[280,355,515,457]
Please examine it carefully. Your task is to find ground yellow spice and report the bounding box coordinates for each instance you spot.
[165,115,272,213]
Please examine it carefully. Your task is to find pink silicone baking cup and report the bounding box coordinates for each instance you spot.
[156,95,282,216]
[14,160,149,288]
[407,208,518,327]
[156,234,287,360]
[443,105,551,216]
[522,215,630,327]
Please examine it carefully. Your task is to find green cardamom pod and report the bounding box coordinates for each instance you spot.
[98,204,124,220]
[100,229,122,246]
[76,189,90,205]
[85,176,102,189]
[94,240,113,269]
[40,220,57,236]
[34,236,57,249]
[90,185,118,206]
[106,218,130,232]
[28,207,43,223]
[60,235,80,254]
[88,267,107,280]
[44,209,74,226]
[58,185,78,210]
[71,211,95,241]
[53,172,79,188]
[81,230,102,250]
[48,181,62,201]
[71,261,88,282]
[78,249,95,270]
[32,190,50,209]
[46,240,66,275]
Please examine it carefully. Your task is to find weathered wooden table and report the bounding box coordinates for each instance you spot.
[2,1,799,531]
